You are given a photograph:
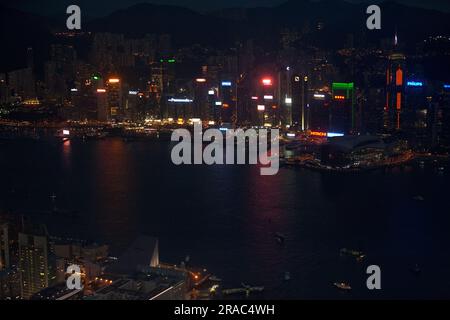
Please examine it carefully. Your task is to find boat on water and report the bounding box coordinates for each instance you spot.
[340,248,364,258]
[222,284,265,297]
[284,272,291,281]
[275,232,286,244]
[334,282,352,291]
[410,264,421,275]
[209,276,222,282]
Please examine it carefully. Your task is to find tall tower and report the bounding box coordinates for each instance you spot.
[26,47,34,71]
[107,77,123,121]
[18,225,56,299]
[0,223,10,271]
[385,32,406,130]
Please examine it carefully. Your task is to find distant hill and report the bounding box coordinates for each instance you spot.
[87,0,450,48]
[0,5,56,72]
[1,0,449,72]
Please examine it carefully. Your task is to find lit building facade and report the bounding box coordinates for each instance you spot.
[18,228,56,299]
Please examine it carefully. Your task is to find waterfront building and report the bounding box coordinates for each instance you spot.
[18,225,57,299]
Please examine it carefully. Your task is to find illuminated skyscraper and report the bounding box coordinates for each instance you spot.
[330,82,355,134]
[309,92,330,133]
[18,225,56,299]
[0,223,10,271]
[385,50,406,130]
[107,78,123,121]
[219,79,235,124]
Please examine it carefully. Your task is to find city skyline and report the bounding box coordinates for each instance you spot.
[1,0,449,304]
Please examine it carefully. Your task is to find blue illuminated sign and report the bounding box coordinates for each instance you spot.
[221,81,232,87]
[407,81,423,87]
[327,132,345,138]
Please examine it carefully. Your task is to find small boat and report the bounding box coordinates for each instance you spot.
[340,248,364,258]
[334,282,352,291]
[275,233,286,244]
[284,272,291,281]
[209,276,222,282]
[410,264,421,275]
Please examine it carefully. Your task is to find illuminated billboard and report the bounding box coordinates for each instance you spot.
[407,81,423,87]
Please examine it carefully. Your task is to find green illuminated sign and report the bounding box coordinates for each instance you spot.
[332,82,354,90]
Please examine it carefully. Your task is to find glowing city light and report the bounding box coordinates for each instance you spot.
[97,89,106,93]
[262,78,272,86]
[70,88,78,92]
[196,78,207,83]
[129,91,138,95]
[251,96,259,100]
[208,90,215,95]
[285,97,292,104]
[108,78,120,83]
[327,132,345,137]
[334,95,346,100]
[287,133,296,138]
[310,131,327,137]
[332,82,354,90]
[168,98,193,103]
[215,101,223,106]
[257,105,265,111]
[221,81,232,87]
[314,93,326,99]
[264,95,274,100]
[407,81,423,87]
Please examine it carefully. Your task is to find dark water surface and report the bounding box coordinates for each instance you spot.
[1,138,449,299]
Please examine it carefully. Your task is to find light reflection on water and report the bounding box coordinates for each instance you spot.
[0,138,449,299]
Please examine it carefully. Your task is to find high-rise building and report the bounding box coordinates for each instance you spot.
[0,74,8,104]
[107,78,123,121]
[0,223,10,271]
[309,92,331,133]
[26,47,34,71]
[385,53,406,131]
[330,82,355,134]
[193,77,209,121]
[18,225,56,299]
[291,75,309,130]
[8,68,35,99]
[219,79,236,124]
[437,84,450,150]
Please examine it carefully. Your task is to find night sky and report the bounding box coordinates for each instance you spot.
[1,0,450,17]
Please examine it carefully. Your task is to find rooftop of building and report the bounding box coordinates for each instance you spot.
[106,235,159,275]
[327,135,388,152]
